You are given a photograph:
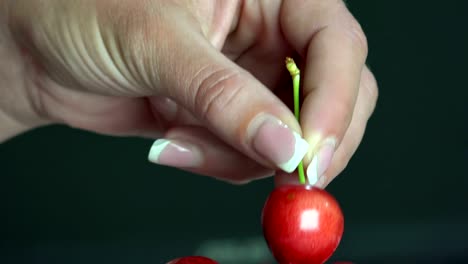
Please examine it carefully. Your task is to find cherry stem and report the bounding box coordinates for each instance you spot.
[285,57,306,185]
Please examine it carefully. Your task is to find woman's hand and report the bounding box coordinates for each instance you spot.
[2,0,377,186]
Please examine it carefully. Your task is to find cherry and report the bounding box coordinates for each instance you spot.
[262,185,344,264]
[167,256,218,264]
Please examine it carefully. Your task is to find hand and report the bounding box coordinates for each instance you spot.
[3,0,377,186]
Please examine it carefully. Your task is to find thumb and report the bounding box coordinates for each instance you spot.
[157,31,309,173]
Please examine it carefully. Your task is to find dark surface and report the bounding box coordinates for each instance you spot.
[1,1,467,263]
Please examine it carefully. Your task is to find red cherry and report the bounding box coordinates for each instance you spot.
[167,256,218,264]
[262,185,344,264]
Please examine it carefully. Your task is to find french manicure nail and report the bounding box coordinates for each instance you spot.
[250,114,309,173]
[147,139,201,168]
[307,138,336,186]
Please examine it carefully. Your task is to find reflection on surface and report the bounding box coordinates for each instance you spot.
[300,209,320,231]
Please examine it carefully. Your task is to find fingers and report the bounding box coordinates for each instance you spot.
[102,3,308,175]
[147,126,274,184]
[9,0,310,175]
[280,1,369,185]
[274,66,378,188]
[319,66,378,187]
[155,22,309,175]
[148,95,203,128]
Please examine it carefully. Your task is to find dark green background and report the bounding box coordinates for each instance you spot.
[1,1,467,263]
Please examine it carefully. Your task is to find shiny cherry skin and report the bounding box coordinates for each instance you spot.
[167,256,218,264]
[262,185,344,264]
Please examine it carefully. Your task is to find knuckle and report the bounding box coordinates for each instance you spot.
[363,68,379,115]
[190,66,245,122]
[346,19,369,58]
[112,5,166,93]
[368,78,379,112]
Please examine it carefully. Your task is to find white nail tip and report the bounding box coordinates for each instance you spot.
[307,154,319,185]
[278,132,310,173]
[147,139,171,163]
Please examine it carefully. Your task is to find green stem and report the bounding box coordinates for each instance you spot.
[285,57,306,185]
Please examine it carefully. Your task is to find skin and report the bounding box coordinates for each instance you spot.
[0,0,378,187]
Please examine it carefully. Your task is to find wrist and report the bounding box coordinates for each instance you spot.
[0,9,50,142]
[0,106,33,142]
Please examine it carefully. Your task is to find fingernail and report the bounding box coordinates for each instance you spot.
[250,114,309,173]
[149,96,178,121]
[307,138,336,186]
[147,139,202,168]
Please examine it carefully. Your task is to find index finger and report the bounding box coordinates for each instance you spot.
[281,1,368,184]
